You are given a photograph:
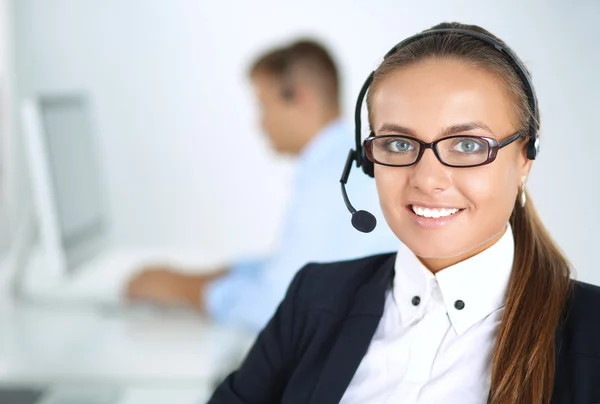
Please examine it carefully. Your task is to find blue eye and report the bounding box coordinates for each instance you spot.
[453,139,484,154]
[386,139,414,153]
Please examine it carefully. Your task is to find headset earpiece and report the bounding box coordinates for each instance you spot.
[526,135,540,160]
[361,148,375,177]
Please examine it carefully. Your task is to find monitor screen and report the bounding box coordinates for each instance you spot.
[39,95,107,271]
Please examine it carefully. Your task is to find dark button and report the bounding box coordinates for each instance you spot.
[454,300,465,310]
[411,296,421,306]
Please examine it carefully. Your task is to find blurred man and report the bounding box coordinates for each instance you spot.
[126,40,399,330]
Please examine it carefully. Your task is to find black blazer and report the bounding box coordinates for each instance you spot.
[209,253,600,403]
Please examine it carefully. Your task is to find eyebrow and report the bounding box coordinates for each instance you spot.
[377,122,495,138]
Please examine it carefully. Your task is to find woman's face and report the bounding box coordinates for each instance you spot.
[370,58,532,269]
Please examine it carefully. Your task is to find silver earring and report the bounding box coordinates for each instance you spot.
[520,176,527,207]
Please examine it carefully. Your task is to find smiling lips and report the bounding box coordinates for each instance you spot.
[410,205,463,218]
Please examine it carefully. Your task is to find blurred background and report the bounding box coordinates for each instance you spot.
[0,1,598,403]
[3,0,599,269]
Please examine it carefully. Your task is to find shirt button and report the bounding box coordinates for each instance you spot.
[454,300,465,310]
[412,296,421,306]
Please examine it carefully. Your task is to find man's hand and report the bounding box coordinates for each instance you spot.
[125,266,221,308]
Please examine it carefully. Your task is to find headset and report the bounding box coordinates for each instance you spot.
[340,28,541,233]
[279,49,295,101]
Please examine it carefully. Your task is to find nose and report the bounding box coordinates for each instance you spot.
[408,148,452,194]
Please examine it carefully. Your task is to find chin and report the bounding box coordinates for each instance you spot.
[392,225,473,260]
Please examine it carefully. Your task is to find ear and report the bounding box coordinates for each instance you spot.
[520,159,533,184]
[292,84,319,107]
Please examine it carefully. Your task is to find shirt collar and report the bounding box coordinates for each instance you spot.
[392,224,514,335]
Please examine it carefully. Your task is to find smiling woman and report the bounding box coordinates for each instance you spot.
[208,22,600,404]
[368,57,529,263]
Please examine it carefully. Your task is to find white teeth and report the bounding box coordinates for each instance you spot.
[411,205,460,218]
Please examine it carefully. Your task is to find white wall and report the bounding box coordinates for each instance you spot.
[0,0,13,253]
[11,0,600,283]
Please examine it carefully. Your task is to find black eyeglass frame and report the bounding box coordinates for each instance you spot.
[363,132,524,168]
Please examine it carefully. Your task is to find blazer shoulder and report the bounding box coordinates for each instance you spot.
[291,253,395,315]
[560,280,600,358]
[569,280,600,321]
[571,280,600,302]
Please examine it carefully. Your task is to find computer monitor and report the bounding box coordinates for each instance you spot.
[22,94,109,276]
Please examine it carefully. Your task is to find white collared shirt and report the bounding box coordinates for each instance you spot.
[340,225,515,404]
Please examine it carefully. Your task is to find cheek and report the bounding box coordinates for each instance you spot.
[263,107,286,138]
[454,170,499,207]
[447,166,520,255]
[373,166,409,217]
[453,163,520,217]
[273,105,293,126]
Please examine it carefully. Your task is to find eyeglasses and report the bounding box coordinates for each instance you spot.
[364,132,524,168]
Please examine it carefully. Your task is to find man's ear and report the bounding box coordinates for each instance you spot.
[292,83,320,107]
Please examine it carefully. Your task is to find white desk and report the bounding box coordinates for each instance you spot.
[0,300,254,404]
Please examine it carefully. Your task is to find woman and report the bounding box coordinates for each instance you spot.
[209,22,600,404]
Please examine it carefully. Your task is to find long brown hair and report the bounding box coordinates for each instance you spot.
[367,22,572,404]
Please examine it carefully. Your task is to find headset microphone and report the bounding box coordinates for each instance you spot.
[340,150,377,233]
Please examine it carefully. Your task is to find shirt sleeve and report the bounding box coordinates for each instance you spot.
[204,258,264,323]
[204,255,294,330]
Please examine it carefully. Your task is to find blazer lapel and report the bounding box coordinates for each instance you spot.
[308,255,395,404]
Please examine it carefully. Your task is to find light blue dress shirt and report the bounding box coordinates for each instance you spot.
[205,119,401,330]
